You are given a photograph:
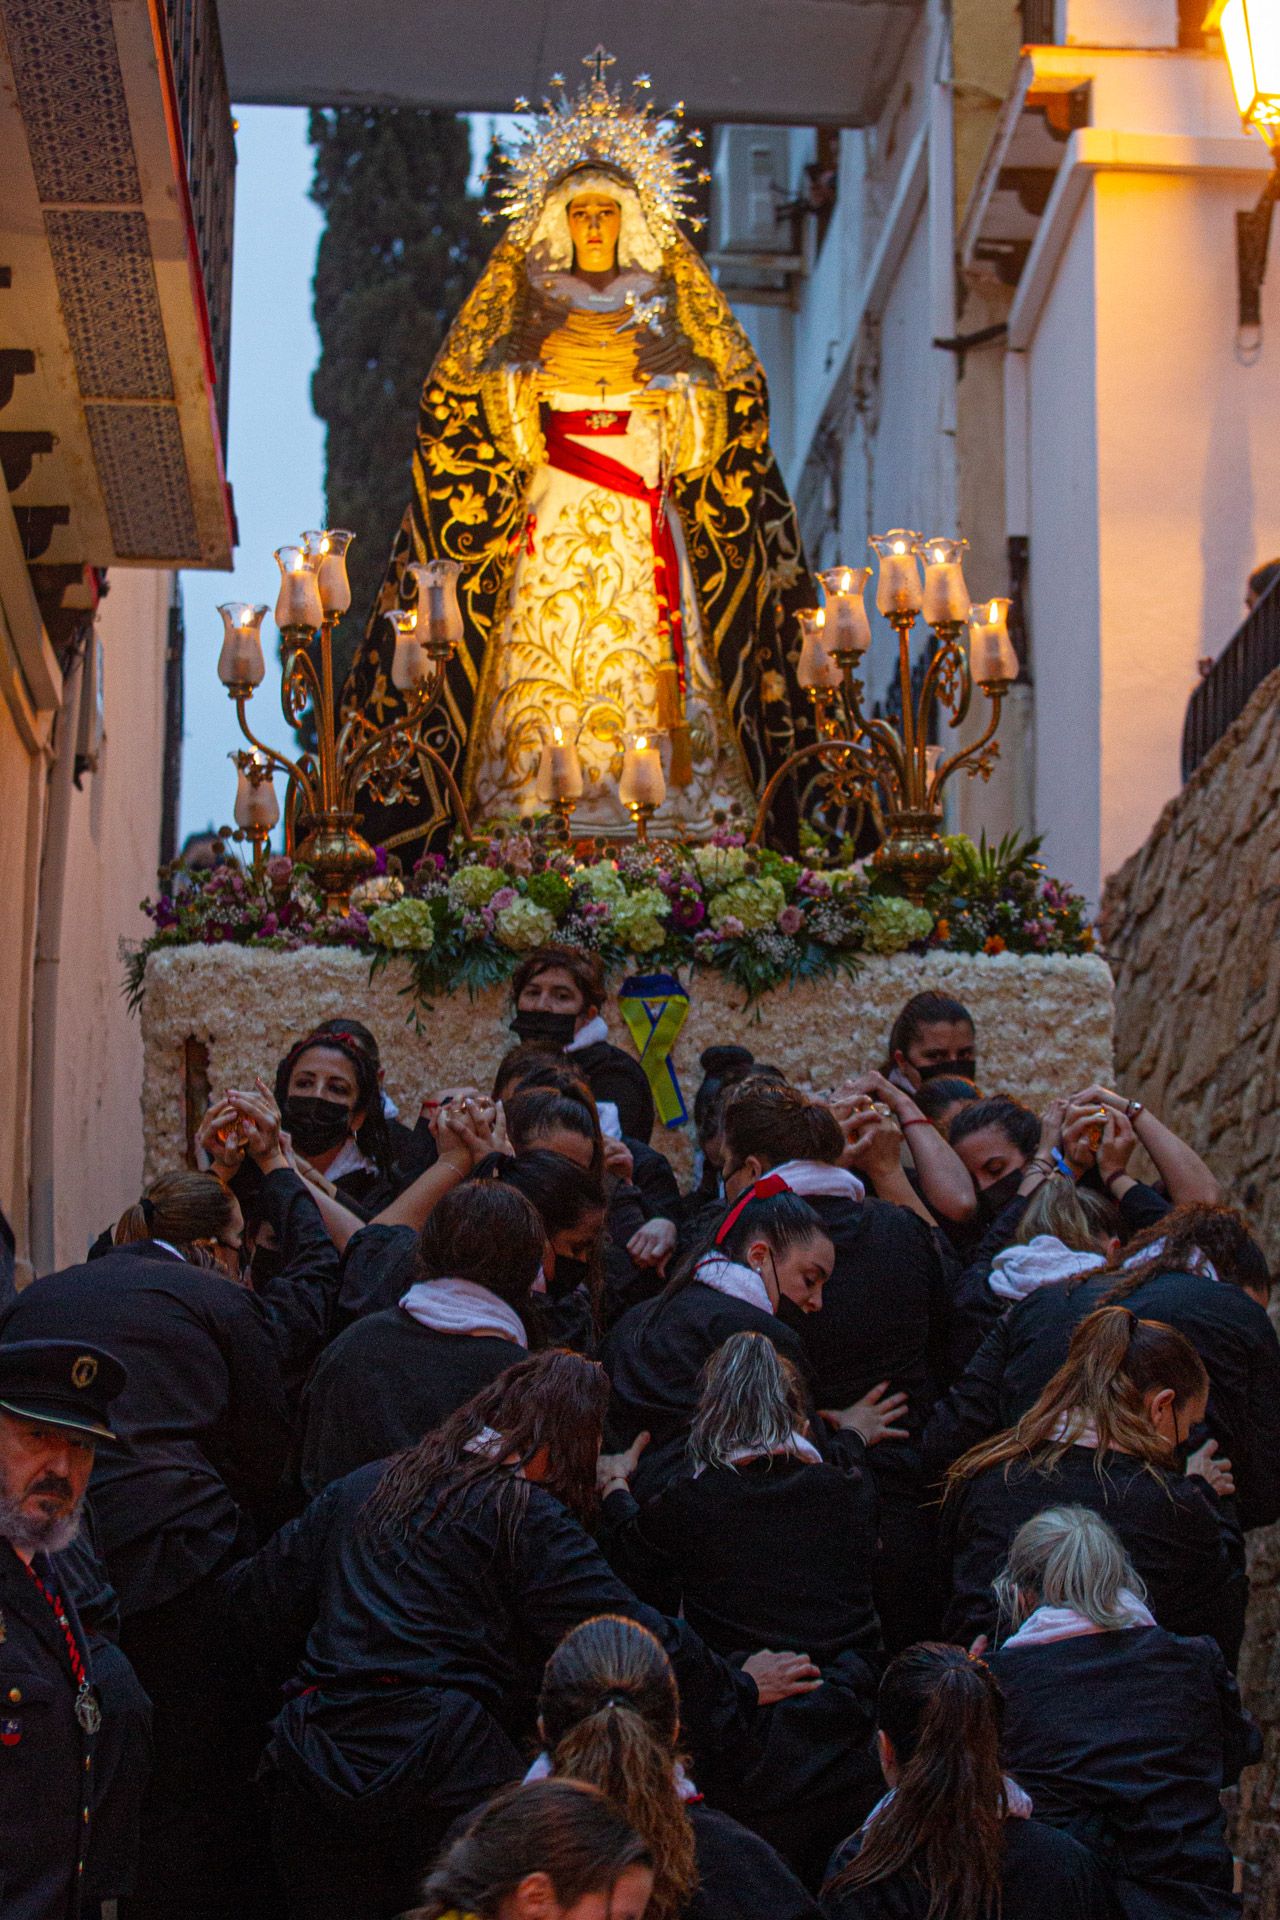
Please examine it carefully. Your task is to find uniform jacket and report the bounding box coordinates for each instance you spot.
[0,1244,293,1615]
[0,1542,101,1919]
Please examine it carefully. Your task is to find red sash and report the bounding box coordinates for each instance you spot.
[541,407,686,693]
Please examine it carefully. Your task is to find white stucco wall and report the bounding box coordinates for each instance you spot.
[47,569,171,1266]
[1023,193,1103,902]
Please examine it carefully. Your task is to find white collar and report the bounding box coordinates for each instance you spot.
[1002,1591,1156,1649]
[324,1134,375,1183]
[770,1158,866,1205]
[525,1749,698,1801]
[694,1253,774,1316]
[1123,1237,1220,1284]
[399,1278,528,1347]
[566,1014,610,1053]
[989,1236,1106,1303]
[693,1433,823,1478]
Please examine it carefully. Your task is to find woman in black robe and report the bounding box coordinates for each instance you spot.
[534,1613,822,1920]
[822,1642,1110,1920]
[941,1305,1245,1663]
[297,1179,547,1496]
[924,1206,1280,1533]
[988,1506,1259,1920]
[601,1330,885,1886]
[221,1350,819,1920]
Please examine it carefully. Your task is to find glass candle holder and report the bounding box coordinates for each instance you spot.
[967,598,1019,688]
[869,529,923,618]
[618,733,666,809]
[917,535,971,626]
[216,603,268,689]
[406,559,464,651]
[816,567,872,656]
[387,609,428,691]
[795,609,841,690]
[536,725,585,803]
[231,751,280,832]
[302,528,356,617]
[274,546,324,631]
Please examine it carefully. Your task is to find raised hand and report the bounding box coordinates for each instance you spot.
[626,1217,677,1273]
[1097,1109,1138,1184]
[195,1099,246,1181]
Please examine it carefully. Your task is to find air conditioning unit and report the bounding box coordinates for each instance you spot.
[712,127,793,255]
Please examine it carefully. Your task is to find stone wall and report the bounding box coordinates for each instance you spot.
[140,946,1114,1187]
[1102,663,1280,1915]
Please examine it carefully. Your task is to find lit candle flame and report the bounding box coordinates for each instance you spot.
[988,600,999,622]
[839,569,851,592]
[287,551,306,573]
[814,607,826,627]
[552,725,564,745]
[635,734,649,751]
[892,541,906,556]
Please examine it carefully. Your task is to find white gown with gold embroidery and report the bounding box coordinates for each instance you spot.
[467,273,755,835]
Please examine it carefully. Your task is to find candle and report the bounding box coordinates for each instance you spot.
[967,598,1019,688]
[216,603,268,688]
[917,536,970,626]
[231,752,280,832]
[406,559,464,650]
[796,609,841,690]
[536,725,584,803]
[870,529,923,618]
[619,733,666,809]
[387,609,428,691]
[273,545,324,631]
[816,567,872,656]
[303,528,356,617]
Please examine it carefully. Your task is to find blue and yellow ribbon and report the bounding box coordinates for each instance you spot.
[618,972,689,1129]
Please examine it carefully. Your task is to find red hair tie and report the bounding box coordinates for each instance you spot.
[714,1172,790,1247]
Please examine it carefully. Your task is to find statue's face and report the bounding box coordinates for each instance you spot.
[567,192,622,273]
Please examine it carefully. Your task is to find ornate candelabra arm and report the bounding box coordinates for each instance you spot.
[283,627,340,807]
[333,662,448,807]
[917,626,973,733]
[749,736,882,846]
[417,742,475,841]
[928,686,1006,803]
[842,670,908,809]
[232,695,317,814]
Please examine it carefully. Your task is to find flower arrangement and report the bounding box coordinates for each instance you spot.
[125,824,1092,1013]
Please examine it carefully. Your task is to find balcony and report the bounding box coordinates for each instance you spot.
[1182,582,1280,781]
[0,0,235,593]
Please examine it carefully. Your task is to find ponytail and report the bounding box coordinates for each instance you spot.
[538,1616,695,1920]
[825,1643,1005,1920]
[114,1170,234,1265]
[947,1305,1207,1490]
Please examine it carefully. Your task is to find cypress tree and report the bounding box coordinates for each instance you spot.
[307,108,488,696]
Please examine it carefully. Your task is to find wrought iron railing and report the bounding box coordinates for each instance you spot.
[1182,579,1280,780]
[162,0,235,446]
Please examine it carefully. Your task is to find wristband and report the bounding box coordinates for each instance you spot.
[1101,1167,1130,1192]
[900,1116,932,1130]
[1051,1147,1076,1180]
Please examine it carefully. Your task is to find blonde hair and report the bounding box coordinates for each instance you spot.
[115,1170,233,1265]
[687,1331,808,1474]
[994,1505,1147,1633]
[1014,1179,1117,1255]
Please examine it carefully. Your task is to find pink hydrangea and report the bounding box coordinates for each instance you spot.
[489,887,518,912]
[777,905,805,935]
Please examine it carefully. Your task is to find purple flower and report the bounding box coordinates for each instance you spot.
[717,915,746,939]
[414,851,446,876]
[490,886,517,912]
[373,846,389,875]
[797,868,831,898]
[261,912,278,937]
[266,855,293,885]
[670,897,706,931]
[777,905,805,935]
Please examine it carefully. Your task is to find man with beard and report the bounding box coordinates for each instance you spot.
[0,1339,127,1917]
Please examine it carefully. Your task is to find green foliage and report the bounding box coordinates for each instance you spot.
[306,108,489,710]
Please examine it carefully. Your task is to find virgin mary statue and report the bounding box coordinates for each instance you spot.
[344,50,817,848]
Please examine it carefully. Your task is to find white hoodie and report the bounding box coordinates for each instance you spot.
[987,1235,1105,1304]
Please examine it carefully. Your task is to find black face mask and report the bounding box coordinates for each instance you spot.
[281,1094,353,1157]
[510,1008,579,1050]
[550,1254,592,1297]
[917,1056,978,1083]
[978,1169,1025,1221]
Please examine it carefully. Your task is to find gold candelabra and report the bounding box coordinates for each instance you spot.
[216,533,473,913]
[751,533,1019,901]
